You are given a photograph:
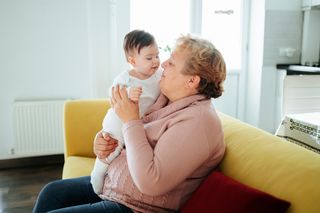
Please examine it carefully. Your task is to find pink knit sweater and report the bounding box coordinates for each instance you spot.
[99,94,225,212]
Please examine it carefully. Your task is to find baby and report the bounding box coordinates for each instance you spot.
[90,30,162,194]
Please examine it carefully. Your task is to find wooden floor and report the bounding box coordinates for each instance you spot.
[0,162,63,213]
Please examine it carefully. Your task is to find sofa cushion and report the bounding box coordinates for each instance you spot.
[62,156,96,179]
[180,171,290,213]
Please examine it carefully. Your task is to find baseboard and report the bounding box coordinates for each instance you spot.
[0,154,64,169]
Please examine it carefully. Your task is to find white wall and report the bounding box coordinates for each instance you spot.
[245,0,303,132]
[258,0,303,133]
[0,0,129,159]
[0,0,90,159]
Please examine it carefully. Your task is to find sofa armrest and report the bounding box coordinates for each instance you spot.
[217,111,320,213]
[63,99,110,159]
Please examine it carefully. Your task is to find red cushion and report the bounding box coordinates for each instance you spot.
[181,171,290,213]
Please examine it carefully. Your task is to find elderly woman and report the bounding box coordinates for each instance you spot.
[33,34,226,213]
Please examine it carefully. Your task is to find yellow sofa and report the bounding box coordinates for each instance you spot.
[62,99,320,213]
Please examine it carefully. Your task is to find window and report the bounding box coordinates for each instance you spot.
[130,0,190,59]
[201,0,243,70]
[130,0,244,70]
[129,0,247,118]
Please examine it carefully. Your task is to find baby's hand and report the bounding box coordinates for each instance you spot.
[129,86,142,103]
[102,131,110,140]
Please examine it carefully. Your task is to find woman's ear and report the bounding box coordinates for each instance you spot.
[187,75,201,89]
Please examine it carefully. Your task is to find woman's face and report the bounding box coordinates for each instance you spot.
[159,48,193,101]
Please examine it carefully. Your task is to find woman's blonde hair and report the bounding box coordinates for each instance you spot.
[175,35,226,99]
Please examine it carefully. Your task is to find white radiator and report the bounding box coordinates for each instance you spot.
[13,100,66,157]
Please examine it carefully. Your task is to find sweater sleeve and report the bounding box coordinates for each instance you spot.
[122,115,219,196]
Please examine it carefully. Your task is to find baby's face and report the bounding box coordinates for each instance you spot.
[132,44,160,77]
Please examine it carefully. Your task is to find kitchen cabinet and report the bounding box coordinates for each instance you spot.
[301,9,320,65]
[302,0,312,10]
[302,0,320,9]
[312,0,320,6]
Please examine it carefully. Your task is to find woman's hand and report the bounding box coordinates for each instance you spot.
[111,85,140,123]
[93,131,118,159]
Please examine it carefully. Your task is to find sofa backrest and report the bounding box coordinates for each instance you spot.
[63,99,110,159]
[63,99,320,212]
[218,112,320,213]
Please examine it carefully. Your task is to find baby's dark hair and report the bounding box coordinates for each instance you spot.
[123,30,155,60]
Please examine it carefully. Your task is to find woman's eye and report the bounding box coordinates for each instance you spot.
[146,58,152,60]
